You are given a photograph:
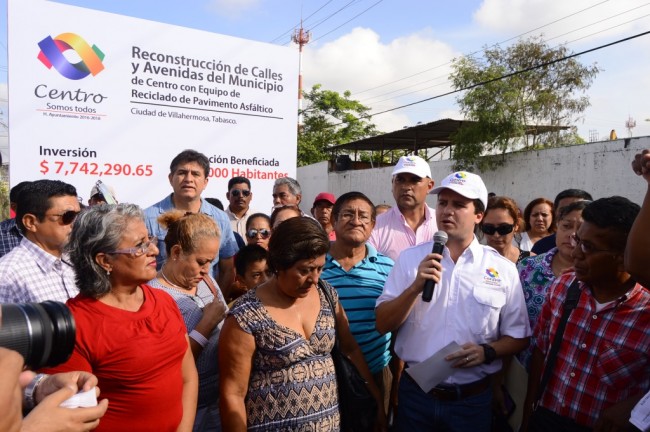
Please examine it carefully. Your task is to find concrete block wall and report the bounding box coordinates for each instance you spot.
[297,136,650,212]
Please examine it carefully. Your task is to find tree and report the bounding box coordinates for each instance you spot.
[449,35,599,170]
[298,84,379,166]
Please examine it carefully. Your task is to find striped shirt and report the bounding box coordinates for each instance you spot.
[322,243,394,374]
[0,237,78,303]
[535,271,650,427]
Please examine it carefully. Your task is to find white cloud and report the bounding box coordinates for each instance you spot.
[208,0,260,19]
[302,27,461,133]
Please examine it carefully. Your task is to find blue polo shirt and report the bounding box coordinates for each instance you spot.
[144,194,239,277]
[322,243,394,374]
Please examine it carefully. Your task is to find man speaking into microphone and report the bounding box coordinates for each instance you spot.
[376,171,530,432]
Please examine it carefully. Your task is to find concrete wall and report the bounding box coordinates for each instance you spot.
[297,136,650,212]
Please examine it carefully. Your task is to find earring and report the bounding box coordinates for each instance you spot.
[106,269,111,276]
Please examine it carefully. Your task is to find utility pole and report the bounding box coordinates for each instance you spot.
[292,22,310,132]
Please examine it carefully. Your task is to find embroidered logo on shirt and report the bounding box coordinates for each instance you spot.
[483,267,502,286]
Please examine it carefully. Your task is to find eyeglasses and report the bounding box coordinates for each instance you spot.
[569,234,616,255]
[230,189,251,198]
[107,235,157,257]
[481,223,515,236]
[337,210,372,225]
[44,210,80,225]
[246,228,271,239]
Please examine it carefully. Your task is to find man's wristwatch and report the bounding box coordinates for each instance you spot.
[480,343,497,364]
[23,373,49,412]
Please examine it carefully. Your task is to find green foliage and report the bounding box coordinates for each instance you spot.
[298,84,380,166]
[449,35,599,171]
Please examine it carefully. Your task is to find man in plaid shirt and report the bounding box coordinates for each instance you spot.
[522,196,649,431]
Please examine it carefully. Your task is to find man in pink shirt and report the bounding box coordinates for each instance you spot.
[369,155,438,261]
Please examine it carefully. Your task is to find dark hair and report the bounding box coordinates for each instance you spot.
[523,197,554,232]
[582,197,640,251]
[16,180,77,232]
[480,196,523,232]
[270,204,302,228]
[332,191,376,221]
[228,177,251,191]
[10,181,32,204]
[246,213,271,231]
[473,198,485,215]
[169,149,210,178]
[66,203,143,298]
[235,244,267,276]
[205,197,224,210]
[267,217,329,272]
[158,210,220,257]
[558,200,590,220]
[554,189,593,210]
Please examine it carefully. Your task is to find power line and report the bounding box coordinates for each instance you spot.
[311,0,384,43]
[351,0,612,96]
[282,0,362,47]
[358,4,650,105]
[269,0,336,43]
[347,30,650,123]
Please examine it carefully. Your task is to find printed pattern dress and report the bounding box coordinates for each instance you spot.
[229,285,340,431]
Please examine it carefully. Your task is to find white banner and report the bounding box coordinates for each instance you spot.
[8,0,297,210]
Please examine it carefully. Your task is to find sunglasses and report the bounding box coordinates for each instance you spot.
[246,228,271,239]
[481,223,515,236]
[44,210,80,225]
[230,189,251,198]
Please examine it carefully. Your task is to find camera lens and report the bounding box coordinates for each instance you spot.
[0,301,76,369]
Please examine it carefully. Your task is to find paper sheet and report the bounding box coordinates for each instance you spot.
[404,341,462,393]
[630,390,650,432]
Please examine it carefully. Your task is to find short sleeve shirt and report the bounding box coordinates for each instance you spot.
[377,238,531,384]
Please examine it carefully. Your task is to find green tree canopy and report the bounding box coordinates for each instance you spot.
[449,35,599,170]
[298,84,379,166]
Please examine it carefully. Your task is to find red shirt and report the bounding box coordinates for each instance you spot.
[46,285,188,432]
[534,271,650,427]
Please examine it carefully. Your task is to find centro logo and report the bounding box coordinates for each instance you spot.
[37,33,105,80]
[485,268,500,279]
[454,172,468,179]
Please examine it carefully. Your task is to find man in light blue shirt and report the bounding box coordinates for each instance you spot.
[144,150,238,294]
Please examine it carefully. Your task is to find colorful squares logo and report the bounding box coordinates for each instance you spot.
[37,33,105,80]
[485,268,499,279]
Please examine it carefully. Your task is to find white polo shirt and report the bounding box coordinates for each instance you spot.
[377,237,530,385]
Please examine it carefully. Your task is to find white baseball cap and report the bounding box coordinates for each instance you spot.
[431,171,488,209]
[391,155,431,179]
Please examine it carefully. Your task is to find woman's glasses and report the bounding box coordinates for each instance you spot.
[44,210,80,225]
[230,189,251,198]
[246,228,271,239]
[481,223,515,236]
[107,235,157,257]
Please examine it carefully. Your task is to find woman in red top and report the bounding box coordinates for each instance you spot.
[45,203,198,432]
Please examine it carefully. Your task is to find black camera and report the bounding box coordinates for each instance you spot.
[0,301,76,369]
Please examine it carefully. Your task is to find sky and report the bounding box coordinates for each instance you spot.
[1,0,650,147]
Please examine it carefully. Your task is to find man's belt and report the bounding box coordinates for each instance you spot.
[405,370,490,401]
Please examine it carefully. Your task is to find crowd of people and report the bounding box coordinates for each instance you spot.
[1,147,648,432]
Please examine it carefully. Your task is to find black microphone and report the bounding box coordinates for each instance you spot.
[422,231,448,302]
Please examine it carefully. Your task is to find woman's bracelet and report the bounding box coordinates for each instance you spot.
[189,329,208,348]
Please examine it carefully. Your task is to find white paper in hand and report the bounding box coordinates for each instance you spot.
[60,387,98,409]
[405,341,462,393]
